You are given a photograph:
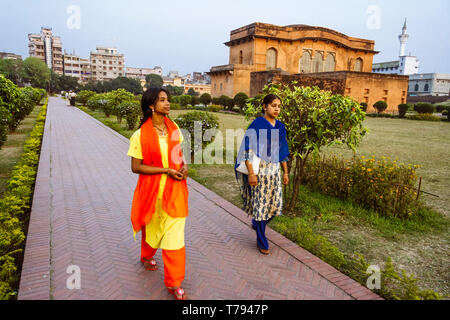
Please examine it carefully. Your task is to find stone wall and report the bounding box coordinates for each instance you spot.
[250,70,345,97]
[250,70,409,114]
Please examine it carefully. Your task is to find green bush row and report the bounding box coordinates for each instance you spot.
[303,155,422,219]
[0,75,47,149]
[0,102,47,300]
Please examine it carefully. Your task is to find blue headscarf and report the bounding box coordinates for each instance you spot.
[235,117,290,171]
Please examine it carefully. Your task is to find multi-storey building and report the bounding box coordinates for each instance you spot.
[63,52,92,84]
[28,27,63,74]
[0,52,22,60]
[90,47,125,81]
[183,83,212,95]
[126,66,163,88]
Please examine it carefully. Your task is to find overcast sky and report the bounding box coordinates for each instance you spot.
[1,0,449,75]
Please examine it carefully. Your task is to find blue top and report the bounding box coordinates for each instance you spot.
[235,117,290,170]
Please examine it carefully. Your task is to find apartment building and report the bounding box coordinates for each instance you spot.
[90,47,125,81]
[63,52,92,83]
[28,27,63,74]
[0,52,22,60]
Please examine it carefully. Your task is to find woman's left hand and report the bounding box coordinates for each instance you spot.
[179,164,188,180]
[283,173,289,185]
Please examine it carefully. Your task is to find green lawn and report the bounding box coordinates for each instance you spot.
[80,106,450,297]
[0,105,43,196]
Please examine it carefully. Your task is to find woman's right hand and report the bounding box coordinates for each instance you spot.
[248,174,258,187]
[168,168,183,181]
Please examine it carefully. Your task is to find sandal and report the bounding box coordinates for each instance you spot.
[142,258,158,271]
[258,247,270,255]
[167,287,187,300]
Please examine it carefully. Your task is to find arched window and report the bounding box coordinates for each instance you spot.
[239,50,243,64]
[299,50,312,73]
[324,53,336,72]
[313,52,323,73]
[414,84,419,91]
[424,83,429,91]
[354,58,363,72]
[266,48,277,70]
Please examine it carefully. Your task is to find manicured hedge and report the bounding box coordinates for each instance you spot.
[0,102,47,300]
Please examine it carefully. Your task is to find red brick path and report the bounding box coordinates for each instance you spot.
[18,97,382,300]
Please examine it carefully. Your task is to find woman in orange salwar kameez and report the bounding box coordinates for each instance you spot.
[128,88,189,300]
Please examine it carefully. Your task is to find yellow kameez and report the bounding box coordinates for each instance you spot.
[127,128,185,250]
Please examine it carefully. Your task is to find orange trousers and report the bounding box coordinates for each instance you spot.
[141,227,186,288]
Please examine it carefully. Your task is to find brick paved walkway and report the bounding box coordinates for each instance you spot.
[18,97,382,300]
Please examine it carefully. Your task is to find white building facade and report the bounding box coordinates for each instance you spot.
[408,73,450,96]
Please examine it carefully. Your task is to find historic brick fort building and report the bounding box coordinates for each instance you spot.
[208,23,409,113]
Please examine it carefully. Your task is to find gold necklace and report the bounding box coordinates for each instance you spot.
[154,124,167,135]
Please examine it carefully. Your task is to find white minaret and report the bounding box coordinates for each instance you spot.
[398,18,409,57]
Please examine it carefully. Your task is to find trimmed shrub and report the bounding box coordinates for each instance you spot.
[373,101,388,114]
[407,114,441,121]
[398,104,410,118]
[170,103,181,110]
[106,89,135,122]
[178,95,192,107]
[117,101,141,130]
[75,90,96,106]
[173,111,219,161]
[86,93,109,112]
[190,96,199,106]
[359,102,368,112]
[0,102,47,300]
[207,104,223,112]
[199,93,212,106]
[414,102,434,114]
[435,105,448,113]
[442,110,448,116]
[234,92,249,110]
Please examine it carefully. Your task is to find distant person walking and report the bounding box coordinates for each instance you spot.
[68,90,77,106]
[128,88,189,300]
[235,94,290,255]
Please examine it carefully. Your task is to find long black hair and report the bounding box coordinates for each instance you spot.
[139,87,170,128]
[262,94,281,112]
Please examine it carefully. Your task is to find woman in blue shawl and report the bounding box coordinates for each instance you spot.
[235,94,290,255]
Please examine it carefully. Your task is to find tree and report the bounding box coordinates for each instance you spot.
[245,83,368,211]
[234,92,249,110]
[191,96,199,106]
[110,76,143,94]
[145,74,163,89]
[187,88,199,96]
[164,85,184,96]
[0,59,24,85]
[179,95,192,107]
[21,57,50,89]
[199,93,212,106]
